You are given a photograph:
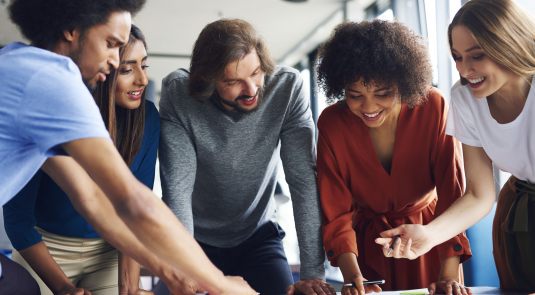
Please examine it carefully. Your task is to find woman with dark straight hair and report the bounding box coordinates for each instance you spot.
[4,24,158,295]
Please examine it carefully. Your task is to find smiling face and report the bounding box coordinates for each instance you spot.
[115,40,149,110]
[214,50,264,113]
[451,25,516,99]
[345,78,401,129]
[68,11,131,91]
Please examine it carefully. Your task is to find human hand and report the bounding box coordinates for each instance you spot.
[56,285,91,295]
[218,276,257,295]
[340,275,381,295]
[165,274,205,295]
[286,279,336,295]
[375,224,435,260]
[119,285,154,295]
[428,278,472,295]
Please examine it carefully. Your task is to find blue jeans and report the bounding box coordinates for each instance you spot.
[198,221,294,295]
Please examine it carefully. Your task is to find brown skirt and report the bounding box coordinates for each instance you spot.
[492,175,535,292]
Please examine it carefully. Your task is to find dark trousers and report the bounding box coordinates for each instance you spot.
[0,253,40,295]
[198,221,294,295]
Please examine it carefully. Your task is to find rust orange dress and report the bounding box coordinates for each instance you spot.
[318,89,472,291]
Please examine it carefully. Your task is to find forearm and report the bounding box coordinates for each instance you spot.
[119,251,141,293]
[439,255,461,281]
[426,144,496,247]
[18,241,74,294]
[426,190,494,247]
[292,200,325,279]
[47,161,196,292]
[337,252,362,282]
[46,146,227,295]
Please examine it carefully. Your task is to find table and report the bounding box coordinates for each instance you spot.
[258,287,532,295]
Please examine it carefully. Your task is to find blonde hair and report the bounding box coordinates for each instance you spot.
[448,0,535,85]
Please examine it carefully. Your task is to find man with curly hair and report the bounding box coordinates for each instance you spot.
[316,20,472,295]
[159,18,334,295]
[0,1,256,295]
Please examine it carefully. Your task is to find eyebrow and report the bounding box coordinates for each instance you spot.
[347,87,390,93]
[122,56,148,64]
[110,36,127,47]
[451,45,482,53]
[221,65,261,83]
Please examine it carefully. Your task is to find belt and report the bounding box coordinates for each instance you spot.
[503,178,535,233]
[353,193,437,277]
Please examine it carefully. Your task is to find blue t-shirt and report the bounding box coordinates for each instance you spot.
[0,42,110,206]
[3,101,160,250]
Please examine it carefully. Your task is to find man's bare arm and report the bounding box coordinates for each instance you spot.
[41,155,205,295]
[51,138,254,295]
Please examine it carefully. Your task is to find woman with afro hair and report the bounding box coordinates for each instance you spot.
[316,20,472,295]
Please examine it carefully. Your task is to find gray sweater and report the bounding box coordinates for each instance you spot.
[159,66,325,280]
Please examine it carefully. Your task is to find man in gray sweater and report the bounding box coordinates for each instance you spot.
[160,19,333,295]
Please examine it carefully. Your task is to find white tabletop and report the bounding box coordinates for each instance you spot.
[196,287,532,295]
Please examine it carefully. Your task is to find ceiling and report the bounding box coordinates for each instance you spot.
[1,0,378,92]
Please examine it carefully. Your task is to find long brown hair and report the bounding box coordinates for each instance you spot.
[448,0,535,85]
[93,24,147,166]
[188,18,276,101]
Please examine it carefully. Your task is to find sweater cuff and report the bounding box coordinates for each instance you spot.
[299,264,326,281]
[436,231,472,264]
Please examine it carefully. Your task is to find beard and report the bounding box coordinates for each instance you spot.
[216,87,264,114]
[67,39,103,93]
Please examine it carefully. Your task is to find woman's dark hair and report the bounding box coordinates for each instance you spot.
[188,18,277,101]
[93,24,147,166]
[8,0,145,49]
[316,20,432,107]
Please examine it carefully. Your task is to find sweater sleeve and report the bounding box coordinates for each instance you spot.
[159,78,197,235]
[3,170,44,250]
[430,90,472,263]
[317,114,358,267]
[133,102,160,190]
[279,73,325,280]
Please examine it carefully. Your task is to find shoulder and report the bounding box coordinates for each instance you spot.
[144,100,160,133]
[450,80,473,106]
[6,43,81,80]
[162,68,190,89]
[265,66,302,90]
[422,87,447,114]
[317,103,345,130]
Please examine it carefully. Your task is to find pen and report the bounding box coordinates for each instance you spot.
[343,280,386,287]
[387,235,401,256]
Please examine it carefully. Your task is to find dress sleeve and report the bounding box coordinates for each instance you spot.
[133,102,160,190]
[159,78,197,235]
[3,170,44,251]
[317,115,358,267]
[279,72,325,280]
[430,90,472,263]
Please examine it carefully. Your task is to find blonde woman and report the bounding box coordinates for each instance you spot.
[376,0,535,292]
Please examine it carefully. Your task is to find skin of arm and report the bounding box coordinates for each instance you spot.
[426,255,472,295]
[48,138,254,295]
[41,155,206,295]
[376,144,496,259]
[18,242,90,295]
[336,252,382,295]
[118,252,154,295]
